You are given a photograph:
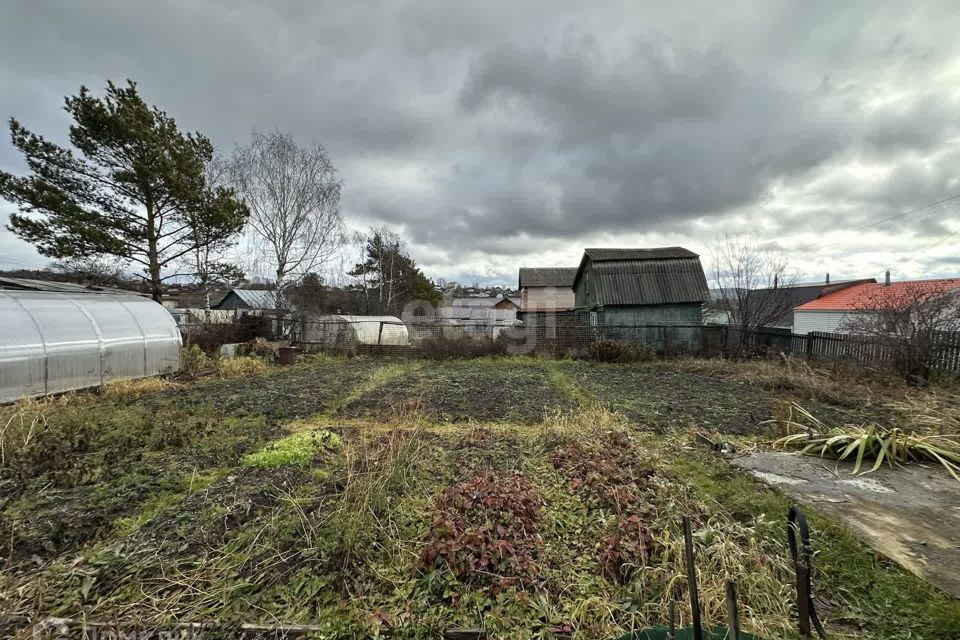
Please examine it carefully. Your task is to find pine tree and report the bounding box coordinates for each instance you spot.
[0,80,248,301]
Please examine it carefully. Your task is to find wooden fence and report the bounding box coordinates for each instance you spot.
[280,317,960,374]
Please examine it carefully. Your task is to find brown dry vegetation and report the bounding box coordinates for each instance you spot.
[1,355,957,639]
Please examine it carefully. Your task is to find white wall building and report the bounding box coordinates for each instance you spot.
[793,278,960,335]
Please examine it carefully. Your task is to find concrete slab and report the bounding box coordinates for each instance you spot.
[731,451,960,597]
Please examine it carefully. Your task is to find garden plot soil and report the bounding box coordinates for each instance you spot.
[4,357,960,640]
[342,361,576,423]
[139,358,380,421]
[567,364,778,434]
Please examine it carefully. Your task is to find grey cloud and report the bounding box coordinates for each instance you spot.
[1,1,960,282]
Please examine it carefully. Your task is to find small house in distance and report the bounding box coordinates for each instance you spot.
[213,289,279,314]
[439,296,520,323]
[793,277,960,335]
[744,277,876,331]
[518,267,577,315]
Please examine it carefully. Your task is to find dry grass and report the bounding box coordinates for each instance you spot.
[886,390,960,436]
[669,355,907,408]
[540,408,797,638]
[101,376,178,396]
[0,396,78,468]
[216,355,271,379]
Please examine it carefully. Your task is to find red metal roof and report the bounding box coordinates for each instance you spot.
[795,278,960,311]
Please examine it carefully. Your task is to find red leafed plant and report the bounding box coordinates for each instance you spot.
[551,432,655,512]
[420,471,544,591]
[597,514,656,584]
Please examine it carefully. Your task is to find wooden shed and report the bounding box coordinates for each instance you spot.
[573,247,709,347]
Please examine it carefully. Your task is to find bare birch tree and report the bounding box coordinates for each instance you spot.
[711,234,797,352]
[227,131,344,307]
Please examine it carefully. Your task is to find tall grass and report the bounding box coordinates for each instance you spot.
[776,403,960,480]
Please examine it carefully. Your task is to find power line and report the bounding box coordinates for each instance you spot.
[853,192,960,234]
[882,225,960,272]
[807,193,960,258]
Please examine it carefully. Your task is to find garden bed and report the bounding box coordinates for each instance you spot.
[2,356,957,639]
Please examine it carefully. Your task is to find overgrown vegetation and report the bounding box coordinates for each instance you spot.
[568,339,657,363]
[419,334,511,359]
[775,403,960,480]
[2,356,958,639]
[243,428,340,468]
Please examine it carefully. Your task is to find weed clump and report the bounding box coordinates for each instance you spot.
[598,513,656,584]
[181,344,215,371]
[568,339,656,363]
[217,355,270,378]
[243,429,340,468]
[421,471,544,592]
[419,335,510,359]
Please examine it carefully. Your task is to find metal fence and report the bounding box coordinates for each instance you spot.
[185,316,960,374]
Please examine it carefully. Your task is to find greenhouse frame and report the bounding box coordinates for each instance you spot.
[0,290,181,404]
[300,315,409,349]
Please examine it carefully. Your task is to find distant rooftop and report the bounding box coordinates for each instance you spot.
[583,247,698,262]
[796,278,960,311]
[518,267,578,288]
[0,276,141,296]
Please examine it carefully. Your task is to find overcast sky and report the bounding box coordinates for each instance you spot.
[2,1,960,286]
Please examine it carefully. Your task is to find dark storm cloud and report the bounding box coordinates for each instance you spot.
[1,1,960,282]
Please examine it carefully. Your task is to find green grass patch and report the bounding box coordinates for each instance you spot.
[242,429,341,468]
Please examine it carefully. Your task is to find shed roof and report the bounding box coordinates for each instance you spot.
[796,278,960,311]
[748,279,876,327]
[220,289,278,309]
[518,267,578,288]
[575,247,708,306]
[0,276,139,295]
[584,247,698,262]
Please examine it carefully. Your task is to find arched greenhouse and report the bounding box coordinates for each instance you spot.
[301,315,409,349]
[0,290,181,404]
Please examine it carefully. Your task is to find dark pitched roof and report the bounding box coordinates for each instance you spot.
[575,246,709,306]
[0,276,140,296]
[584,247,698,262]
[518,267,578,288]
[746,278,876,327]
[214,289,279,309]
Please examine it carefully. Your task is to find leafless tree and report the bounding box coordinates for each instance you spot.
[842,282,960,382]
[711,234,798,352]
[226,131,344,307]
[180,156,246,315]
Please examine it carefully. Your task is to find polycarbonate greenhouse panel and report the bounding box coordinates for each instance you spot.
[0,291,181,404]
[0,294,46,400]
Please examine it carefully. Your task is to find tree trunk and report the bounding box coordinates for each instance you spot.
[143,199,163,303]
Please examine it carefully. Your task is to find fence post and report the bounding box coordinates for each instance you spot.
[378,321,384,346]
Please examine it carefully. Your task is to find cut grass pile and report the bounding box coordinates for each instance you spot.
[775,403,960,480]
[1,356,958,639]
